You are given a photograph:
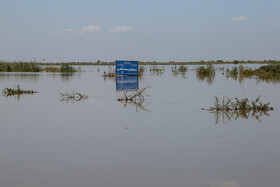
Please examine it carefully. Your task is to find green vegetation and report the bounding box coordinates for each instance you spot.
[0,61,77,72]
[150,66,165,76]
[31,60,280,66]
[60,64,76,72]
[207,96,273,124]
[0,62,41,72]
[139,65,145,76]
[172,65,188,76]
[2,85,37,99]
[196,63,216,84]
[1,60,279,69]
[224,67,238,80]
[60,92,88,103]
[223,63,280,82]
[44,66,60,72]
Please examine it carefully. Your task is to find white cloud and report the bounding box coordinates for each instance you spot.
[83,25,101,32]
[230,16,248,21]
[109,26,131,32]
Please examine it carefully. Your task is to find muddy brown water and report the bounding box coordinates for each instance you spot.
[0,65,280,187]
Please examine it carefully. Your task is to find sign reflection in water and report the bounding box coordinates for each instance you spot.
[116,76,139,91]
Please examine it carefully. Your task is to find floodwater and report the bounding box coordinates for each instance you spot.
[0,65,280,187]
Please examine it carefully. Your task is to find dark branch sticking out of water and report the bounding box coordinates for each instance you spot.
[60,92,88,103]
[204,96,273,124]
[118,87,150,112]
[2,85,37,99]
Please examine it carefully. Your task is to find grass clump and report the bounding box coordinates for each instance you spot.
[2,85,37,98]
[139,65,145,76]
[196,63,215,84]
[150,66,165,76]
[44,66,60,72]
[225,67,238,80]
[224,64,280,83]
[172,65,188,76]
[0,62,42,72]
[196,63,215,76]
[60,64,76,72]
[60,91,88,103]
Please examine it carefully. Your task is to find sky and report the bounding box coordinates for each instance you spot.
[1,0,280,62]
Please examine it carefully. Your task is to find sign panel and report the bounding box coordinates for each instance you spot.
[116,76,139,91]
[116,61,138,76]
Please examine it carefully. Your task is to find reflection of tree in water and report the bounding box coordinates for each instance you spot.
[211,109,271,124]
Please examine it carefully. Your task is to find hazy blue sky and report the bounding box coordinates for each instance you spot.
[1,0,280,62]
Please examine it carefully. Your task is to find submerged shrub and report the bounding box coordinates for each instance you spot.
[0,62,42,72]
[60,64,76,72]
[60,91,88,103]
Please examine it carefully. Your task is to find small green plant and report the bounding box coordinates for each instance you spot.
[60,91,88,103]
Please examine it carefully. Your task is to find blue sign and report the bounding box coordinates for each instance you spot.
[116,61,138,76]
[116,76,139,91]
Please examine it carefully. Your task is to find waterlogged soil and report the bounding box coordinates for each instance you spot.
[0,65,280,187]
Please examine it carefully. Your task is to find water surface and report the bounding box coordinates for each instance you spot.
[0,65,280,187]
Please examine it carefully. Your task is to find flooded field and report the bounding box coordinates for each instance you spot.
[1,65,280,187]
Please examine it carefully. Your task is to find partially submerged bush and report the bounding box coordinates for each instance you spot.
[0,62,42,72]
[196,64,215,84]
[44,66,60,72]
[60,64,76,72]
[150,66,165,76]
[2,85,37,98]
[118,87,150,112]
[224,64,280,83]
[207,96,273,124]
[172,65,187,76]
[60,91,88,103]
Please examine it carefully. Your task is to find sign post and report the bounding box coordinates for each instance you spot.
[116,61,138,76]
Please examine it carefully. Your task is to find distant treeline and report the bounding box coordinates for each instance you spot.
[1,60,280,67]
[23,60,280,66]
